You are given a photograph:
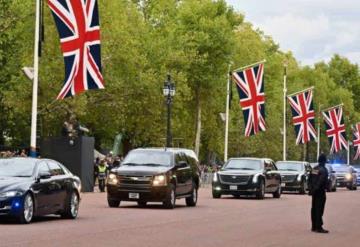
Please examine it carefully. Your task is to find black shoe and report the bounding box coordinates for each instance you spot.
[316,228,329,233]
[311,228,316,232]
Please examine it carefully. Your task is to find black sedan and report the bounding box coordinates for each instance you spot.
[0,158,81,223]
[276,161,311,194]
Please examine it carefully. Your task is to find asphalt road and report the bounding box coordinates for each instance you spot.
[1,187,359,247]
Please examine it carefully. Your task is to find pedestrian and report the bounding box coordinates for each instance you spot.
[309,153,329,233]
[97,160,108,192]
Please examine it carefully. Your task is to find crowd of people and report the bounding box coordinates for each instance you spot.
[0,149,28,158]
[93,153,123,192]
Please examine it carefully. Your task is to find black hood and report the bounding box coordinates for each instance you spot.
[114,165,172,176]
[0,176,33,192]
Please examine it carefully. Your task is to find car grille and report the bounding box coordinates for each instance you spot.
[219,175,250,184]
[118,175,153,185]
[281,175,297,183]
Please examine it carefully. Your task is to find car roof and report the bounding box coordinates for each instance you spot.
[228,157,271,162]
[0,157,59,164]
[276,160,308,164]
[131,148,198,157]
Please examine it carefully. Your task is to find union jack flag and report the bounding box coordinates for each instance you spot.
[322,106,348,154]
[287,88,317,144]
[232,63,266,136]
[352,123,360,160]
[48,0,104,100]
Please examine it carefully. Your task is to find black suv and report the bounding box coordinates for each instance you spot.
[107,148,200,209]
[212,158,282,199]
[332,165,358,190]
[276,161,311,194]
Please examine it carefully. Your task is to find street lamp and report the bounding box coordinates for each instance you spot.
[163,74,176,147]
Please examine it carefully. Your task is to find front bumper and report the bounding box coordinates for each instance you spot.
[281,181,302,191]
[0,196,23,216]
[336,180,353,187]
[212,182,260,195]
[107,184,170,202]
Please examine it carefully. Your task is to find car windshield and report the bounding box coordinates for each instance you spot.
[223,159,262,171]
[122,151,172,167]
[0,159,36,177]
[276,162,304,171]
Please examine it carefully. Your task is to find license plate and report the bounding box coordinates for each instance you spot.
[230,185,237,190]
[129,193,139,199]
[281,183,286,187]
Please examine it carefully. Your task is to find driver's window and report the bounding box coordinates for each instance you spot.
[37,162,50,176]
[264,161,271,171]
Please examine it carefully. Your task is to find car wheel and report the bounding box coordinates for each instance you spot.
[353,185,358,190]
[212,190,221,199]
[331,184,337,192]
[18,193,34,224]
[273,184,281,198]
[61,191,80,219]
[256,179,265,200]
[186,183,198,207]
[137,201,147,207]
[299,180,306,194]
[108,198,121,208]
[163,184,176,209]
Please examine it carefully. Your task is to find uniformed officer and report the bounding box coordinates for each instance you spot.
[310,154,329,233]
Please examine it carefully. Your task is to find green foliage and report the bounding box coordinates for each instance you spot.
[0,0,359,164]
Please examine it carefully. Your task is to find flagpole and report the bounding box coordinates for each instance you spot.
[283,62,287,161]
[287,86,315,98]
[317,104,322,159]
[321,103,344,113]
[224,63,232,162]
[347,141,350,165]
[30,0,41,157]
[233,59,266,72]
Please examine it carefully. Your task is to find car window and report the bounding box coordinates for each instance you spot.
[37,162,50,175]
[264,161,272,171]
[47,162,65,176]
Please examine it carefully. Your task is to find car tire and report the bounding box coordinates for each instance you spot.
[18,193,34,224]
[163,184,176,209]
[299,180,306,194]
[108,198,121,208]
[256,179,265,200]
[212,190,221,199]
[61,191,80,219]
[353,185,358,190]
[186,182,198,207]
[137,201,147,207]
[331,185,337,192]
[273,184,281,198]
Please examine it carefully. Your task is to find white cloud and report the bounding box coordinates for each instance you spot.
[227,0,360,65]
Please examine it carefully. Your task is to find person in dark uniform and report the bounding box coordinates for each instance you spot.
[310,154,329,233]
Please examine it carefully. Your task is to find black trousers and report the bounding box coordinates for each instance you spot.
[311,192,326,230]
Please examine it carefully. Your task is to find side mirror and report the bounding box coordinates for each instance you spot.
[176,161,188,169]
[38,172,51,180]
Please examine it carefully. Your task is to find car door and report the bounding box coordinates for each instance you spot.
[264,160,273,191]
[271,161,280,190]
[183,154,194,194]
[47,161,68,211]
[175,153,188,195]
[31,162,53,215]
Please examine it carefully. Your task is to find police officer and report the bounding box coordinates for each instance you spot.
[310,153,329,233]
[97,160,108,192]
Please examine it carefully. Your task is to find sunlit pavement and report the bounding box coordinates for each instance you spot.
[1,187,359,247]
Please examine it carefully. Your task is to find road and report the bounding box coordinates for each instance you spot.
[0,187,359,247]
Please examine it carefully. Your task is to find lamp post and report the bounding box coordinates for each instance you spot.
[163,74,175,147]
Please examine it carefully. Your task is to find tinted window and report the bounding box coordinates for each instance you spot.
[37,162,50,175]
[276,162,304,171]
[224,159,263,171]
[48,162,65,176]
[122,150,172,167]
[0,159,36,177]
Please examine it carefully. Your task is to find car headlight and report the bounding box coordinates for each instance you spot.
[153,174,167,186]
[345,173,352,180]
[213,173,218,182]
[297,174,302,182]
[107,173,118,185]
[252,174,260,183]
[0,191,22,198]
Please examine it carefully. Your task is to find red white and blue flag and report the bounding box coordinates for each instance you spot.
[48,0,104,99]
[287,88,317,144]
[352,123,360,160]
[322,105,348,154]
[232,63,266,136]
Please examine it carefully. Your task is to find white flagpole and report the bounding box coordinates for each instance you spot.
[347,141,350,165]
[317,104,322,159]
[283,62,287,161]
[224,64,232,162]
[30,0,41,157]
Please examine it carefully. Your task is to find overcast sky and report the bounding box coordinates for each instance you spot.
[226,0,360,65]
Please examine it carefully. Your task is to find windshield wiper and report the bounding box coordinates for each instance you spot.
[240,168,255,170]
[140,163,163,167]
[13,175,31,177]
[122,163,140,166]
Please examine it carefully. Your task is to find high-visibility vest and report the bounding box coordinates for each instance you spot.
[98,165,107,173]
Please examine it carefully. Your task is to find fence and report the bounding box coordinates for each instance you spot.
[200,172,214,187]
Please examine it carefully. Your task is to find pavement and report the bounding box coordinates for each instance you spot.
[0,187,359,247]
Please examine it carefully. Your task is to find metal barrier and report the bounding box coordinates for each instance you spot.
[200,172,213,187]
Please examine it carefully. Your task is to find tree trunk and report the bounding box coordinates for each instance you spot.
[194,88,201,157]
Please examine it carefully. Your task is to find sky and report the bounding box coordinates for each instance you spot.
[226,0,360,65]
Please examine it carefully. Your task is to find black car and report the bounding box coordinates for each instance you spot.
[352,164,360,185]
[0,158,81,224]
[107,148,200,209]
[310,163,337,192]
[332,165,357,190]
[276,161,311,194]
[212,158,282,199]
